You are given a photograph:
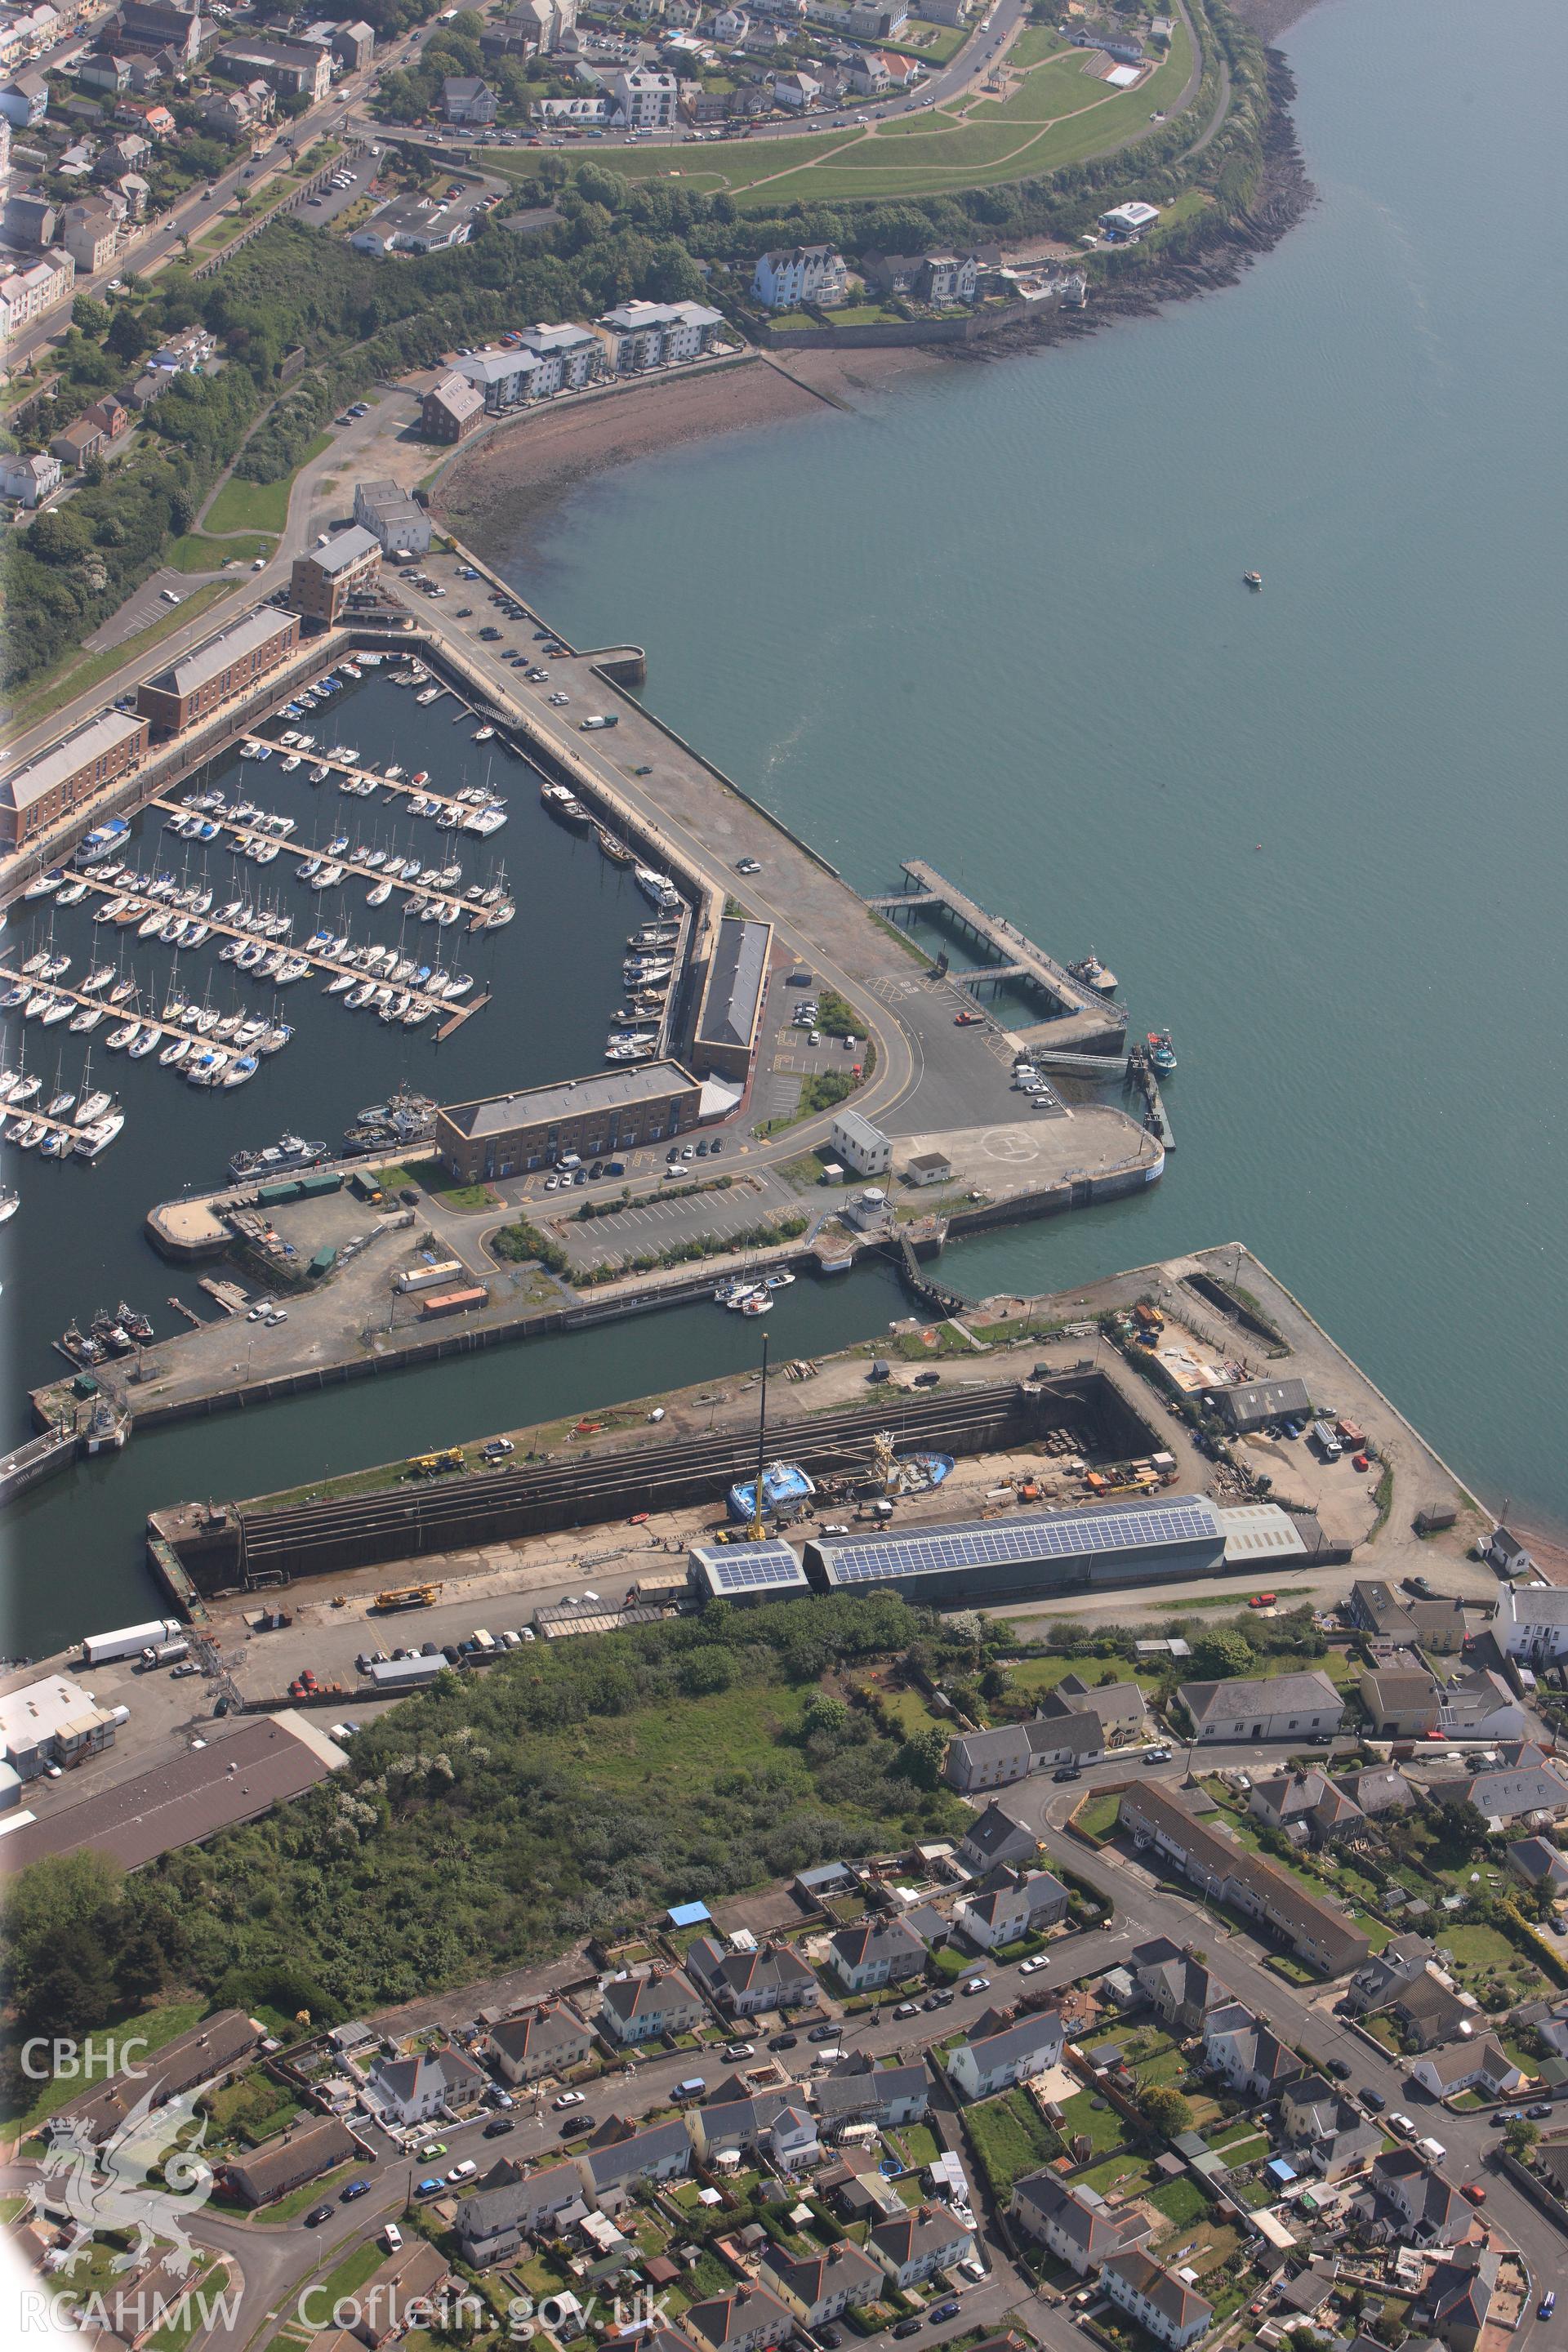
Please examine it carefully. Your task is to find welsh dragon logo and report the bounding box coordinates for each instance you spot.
[29,2087,216,2278]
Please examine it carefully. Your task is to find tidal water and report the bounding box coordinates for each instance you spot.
[5,0,1565,1654]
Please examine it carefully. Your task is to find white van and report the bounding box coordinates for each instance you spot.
[470,1628,497,1653]
[381,2224,403,2252]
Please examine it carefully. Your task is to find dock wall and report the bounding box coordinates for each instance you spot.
[155,1370,1132,1591]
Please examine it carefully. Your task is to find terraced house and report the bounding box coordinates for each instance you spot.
[599,1963,704,2045]
[868,2202,975,2290]
[1200,2001,1305,2100]
[1009,2172,1152,2275]
[483,2000,594,2086]
[945,2003,1063,2102]
[826,1913,926,1993]
[685,1934,818,2016]
[759,2242,882,2328]
[1102,2249,1213,2349]
[1117,1782,1370,1976]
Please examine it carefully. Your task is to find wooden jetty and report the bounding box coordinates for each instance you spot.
[871,860,1126,1053]
[58,876,486,1032]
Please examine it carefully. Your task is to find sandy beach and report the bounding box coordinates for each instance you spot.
[430,346,943,559]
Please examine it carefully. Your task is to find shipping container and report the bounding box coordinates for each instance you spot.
[308,1245,338,1279]
[296,1171,344,1200]
[420,1286,487,1319]
[82,1618,183,1668]
[395,1258,465,1294]
[256,1178,302,1209]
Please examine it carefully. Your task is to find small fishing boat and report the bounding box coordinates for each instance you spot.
[1244,571,1263,590]
[1146,1029,1178,1075]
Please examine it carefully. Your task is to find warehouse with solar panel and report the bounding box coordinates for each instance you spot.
[801,1494,1230,1605]
[688,1537,813,1604]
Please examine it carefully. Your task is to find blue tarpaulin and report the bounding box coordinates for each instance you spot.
[667,1901,712,1928]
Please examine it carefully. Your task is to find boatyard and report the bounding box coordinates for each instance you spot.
[69,1237,1477,1722]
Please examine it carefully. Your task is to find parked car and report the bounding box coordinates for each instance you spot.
[929,2303,960,2325]
[554,2091,586,2109]
[341,2180,370,2201]
[1540,2293,1556,2321]
[1020,1956,1049,1976]
[560,2114,594,2139]
[893,2002,920,2020]
[892,2323,924,2341]
[961,1976,990,1995]
[771,2033,798,2051]
[483,2118,515,2138]
[808,2023,840,2042]
[305,2203,333,2226]
[1052,1765,1080,1783]
[1361,2087,1386,2111]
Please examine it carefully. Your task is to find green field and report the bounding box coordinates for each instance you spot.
[166,531,275,573]
[203,433,333,536]
[510,21,1196,208]
[5,1999,207,2136]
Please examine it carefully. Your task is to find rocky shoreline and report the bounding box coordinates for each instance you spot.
[957,51,1314,368]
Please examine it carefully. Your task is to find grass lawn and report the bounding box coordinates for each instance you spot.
[541,18,1195,207]
[1072,2151,1156,2200]
[1002,1655,1161,1699]
[1073,1790,1124,1842]
[0,579,236,746]
[898,2123,939,2167]
[311,2238,389,2309]
[203,434,332,536]
[426,1178,502,1212]
[1441,1922,1551,2002]
[255,2163,356,2224]
[3,1999,207,2136]
[1058,2087,1130,2158]
[203,2069,301,2149]
[964,2087,1061,2200]
[166,530,274,572]
[145,2259,231,2352]
[875,1685,944,1734]
[1149,2176,1212,2230]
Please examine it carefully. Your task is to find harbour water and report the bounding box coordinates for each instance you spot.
[5,0,1566,1652]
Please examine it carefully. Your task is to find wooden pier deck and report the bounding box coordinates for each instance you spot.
[876,860,1128,1053]
[150,796,495,926]
[45,878,487,1034]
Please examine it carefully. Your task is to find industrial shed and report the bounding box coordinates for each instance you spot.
[688,1538,810,1603]
[803,1495,1227,1606]
[1214,1379,1312,1433]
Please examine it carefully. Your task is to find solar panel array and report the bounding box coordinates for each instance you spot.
[816,1496,1220,1586]
[693,1539,808,1594]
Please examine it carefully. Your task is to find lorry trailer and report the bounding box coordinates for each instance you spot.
[82,1618,183,1668]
